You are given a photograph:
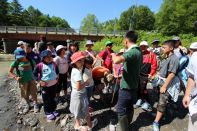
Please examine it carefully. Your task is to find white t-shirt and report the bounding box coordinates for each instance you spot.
[71,68,86,93]
[53,56,69,74]
[174,48,182,59]
[186,52,197,89]
[83,68,94,87]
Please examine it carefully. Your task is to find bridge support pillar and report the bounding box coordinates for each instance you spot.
[1,38,17,53]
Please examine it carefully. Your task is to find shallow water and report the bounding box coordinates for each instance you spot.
[0,60,12,76]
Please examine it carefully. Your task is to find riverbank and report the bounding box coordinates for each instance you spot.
[0,54,14,61]
[0,72,189,131]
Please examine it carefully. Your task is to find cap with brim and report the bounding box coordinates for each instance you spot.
[140,41,149,46]
[14,48,26,60]
[152,39,160,44]
[40,50,52,58]
[71,51,86,64]
[17,41,24,46]
[119,49,125,53]
[105,41,113,46]
[190,42,197,49]
[86,40,93,45]
[56,45,66,51]
[172,36,180,41]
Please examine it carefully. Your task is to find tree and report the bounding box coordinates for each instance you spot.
[80,14,102,33]
[8,0,24,25]
[102,18,121,33]
[50,16,70,28]
[156,0,197,35]
[119,5,155,31]
[38,14,51,27]
[0,0,9,25]
[23,6,43,26]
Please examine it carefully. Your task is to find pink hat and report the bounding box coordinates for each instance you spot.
[71,51,86,64]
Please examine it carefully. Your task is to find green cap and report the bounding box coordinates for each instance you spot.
[105,40,113,46]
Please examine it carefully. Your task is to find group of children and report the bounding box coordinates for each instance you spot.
[8,36,196,131]
[9,40,100,130]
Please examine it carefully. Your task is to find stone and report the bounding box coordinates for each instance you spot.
[17,119,22,124]
[23,114,39,127]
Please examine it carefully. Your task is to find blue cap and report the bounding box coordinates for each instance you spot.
[40,50,52,59]
[14,48,26,60]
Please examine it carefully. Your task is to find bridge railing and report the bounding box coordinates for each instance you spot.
[0,26,126,36]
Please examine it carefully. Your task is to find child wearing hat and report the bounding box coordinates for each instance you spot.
[85,40,97,67]
[69,51,98,130]
[33,50,59,121]
[98,40,114,72]
[8,48,39,113]
[53,45,69,103]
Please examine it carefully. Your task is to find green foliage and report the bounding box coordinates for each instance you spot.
[22,6,43,26]
[79,37,124,53]
[156,0,197,35]
[0,0,9,25]
[80,14,102,33]
[119,5,155,31]
[8,0,24,25]
[0,0,70,28]
[50,16,70,28]
[79,31,197,53]
[101,18,121,33]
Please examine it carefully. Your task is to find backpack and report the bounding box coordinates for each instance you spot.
[15,57,34,76]
[178,55,189,72]
[37,62,58,80]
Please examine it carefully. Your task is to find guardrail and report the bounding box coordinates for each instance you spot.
[0,26,126,36]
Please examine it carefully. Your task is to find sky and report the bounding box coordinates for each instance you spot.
[16,0,163,28]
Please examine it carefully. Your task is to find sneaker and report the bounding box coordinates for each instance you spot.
[53,111,59,117]
[141,102,152,112]
[47,114,56,120]
[152,122,160,131]
[133,99,143,108]
[33,104,39,113]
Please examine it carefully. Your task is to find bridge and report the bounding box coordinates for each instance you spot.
[0,26,126,53]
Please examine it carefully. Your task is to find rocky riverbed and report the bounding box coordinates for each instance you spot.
[0,73,189,131]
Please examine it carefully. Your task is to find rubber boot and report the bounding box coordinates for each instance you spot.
[118,115,129,131]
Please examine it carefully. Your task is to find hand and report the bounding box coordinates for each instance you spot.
[148,75,155,81]
[111,53,116,57]
[15,76,22,81]
[84,79,91,86]
[148,74,152,80]
[160,86,167,93]
[183,95,190,108]
[40,81,47,87]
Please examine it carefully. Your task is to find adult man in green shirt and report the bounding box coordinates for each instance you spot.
[112,31,142,131]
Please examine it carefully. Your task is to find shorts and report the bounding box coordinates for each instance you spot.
[19,80,37,102]
[57,73,67,93]
[157,91,171,113]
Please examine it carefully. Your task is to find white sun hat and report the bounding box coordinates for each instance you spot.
[140,41,149,46]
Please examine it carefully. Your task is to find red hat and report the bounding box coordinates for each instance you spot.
[71,51,86,64]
